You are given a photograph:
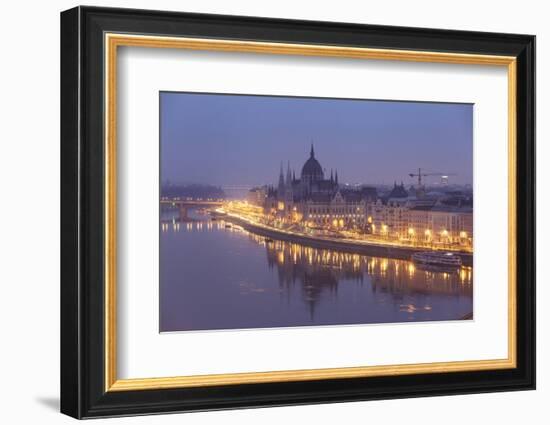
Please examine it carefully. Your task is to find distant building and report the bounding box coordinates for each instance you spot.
[407,206,473,247]
[370,182,411,239]
[264,145,377,230]
[370,182,473,248]
[247,186,267,206]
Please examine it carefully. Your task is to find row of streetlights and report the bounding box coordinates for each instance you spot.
[227,200,472,251]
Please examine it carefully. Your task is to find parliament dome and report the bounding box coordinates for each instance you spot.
[301,145,324,181]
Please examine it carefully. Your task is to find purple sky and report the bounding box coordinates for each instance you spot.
[160,92,473,186]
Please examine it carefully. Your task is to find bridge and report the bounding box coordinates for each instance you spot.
[160,199,224,207]
[160,198,224,220]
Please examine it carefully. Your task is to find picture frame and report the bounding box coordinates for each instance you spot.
[60,5,535,419]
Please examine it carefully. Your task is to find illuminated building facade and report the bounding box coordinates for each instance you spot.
[407,207,473,247]
[369,182,473,249]
[247,186,267,206]
[369,182,411,238]
[263,145,377,230]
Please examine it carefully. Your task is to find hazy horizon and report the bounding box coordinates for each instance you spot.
[160,92,473,187]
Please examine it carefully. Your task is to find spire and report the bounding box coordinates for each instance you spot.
[286,161,292,185]
[278,162,285,194]
[310,143,315,158]
[330,169,334,182]
[335,170,339,185]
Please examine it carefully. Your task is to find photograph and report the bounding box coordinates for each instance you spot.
[159,92,474,332]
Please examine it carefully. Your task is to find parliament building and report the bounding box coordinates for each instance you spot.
[262,145,377,230]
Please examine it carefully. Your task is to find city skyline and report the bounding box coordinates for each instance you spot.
[160,92,473,187]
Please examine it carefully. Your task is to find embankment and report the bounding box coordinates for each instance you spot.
[217,213,473,266]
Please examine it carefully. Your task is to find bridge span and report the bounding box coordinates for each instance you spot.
[160,199,224,207]
[160,198,224,220]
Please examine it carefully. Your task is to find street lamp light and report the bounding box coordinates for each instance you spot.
[441,229,449,246]
[407,227,415,245]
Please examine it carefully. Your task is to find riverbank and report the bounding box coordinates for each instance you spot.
[215,212,473,267]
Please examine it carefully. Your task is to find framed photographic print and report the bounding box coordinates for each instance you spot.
[60,6,535,419]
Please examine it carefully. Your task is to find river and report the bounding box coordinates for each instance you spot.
[160,208,473,332]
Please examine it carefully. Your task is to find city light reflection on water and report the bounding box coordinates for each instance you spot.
[160,209,473,332]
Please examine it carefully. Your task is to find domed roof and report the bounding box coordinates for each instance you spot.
[301,145,324,178]
[388,182,408,198]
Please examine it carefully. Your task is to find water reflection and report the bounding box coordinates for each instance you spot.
[253,234,472,320]
[160,210,473,332]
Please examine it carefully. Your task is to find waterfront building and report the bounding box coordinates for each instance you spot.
[407,206,473,247]
[370,182,473,249]
[247,186,267,206]
[264,145,377,230]
[369,182,412,239]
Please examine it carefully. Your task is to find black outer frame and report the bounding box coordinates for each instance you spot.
[60,6,535,419]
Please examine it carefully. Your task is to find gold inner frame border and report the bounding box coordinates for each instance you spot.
[104,33,517,392]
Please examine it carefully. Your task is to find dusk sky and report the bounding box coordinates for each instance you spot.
[160,92,473,187]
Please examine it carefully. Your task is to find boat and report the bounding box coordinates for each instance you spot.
[411,251,462,268]
[264,238,274,243]
[225,224,232,228]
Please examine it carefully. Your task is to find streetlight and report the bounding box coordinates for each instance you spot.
[408,227,415,246]
[424,228,432,247]
[441,229,449,246]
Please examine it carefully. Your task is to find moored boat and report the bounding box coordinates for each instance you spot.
[411,251,462,268]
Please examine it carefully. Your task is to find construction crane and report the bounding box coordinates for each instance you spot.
[408,168,456,187]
